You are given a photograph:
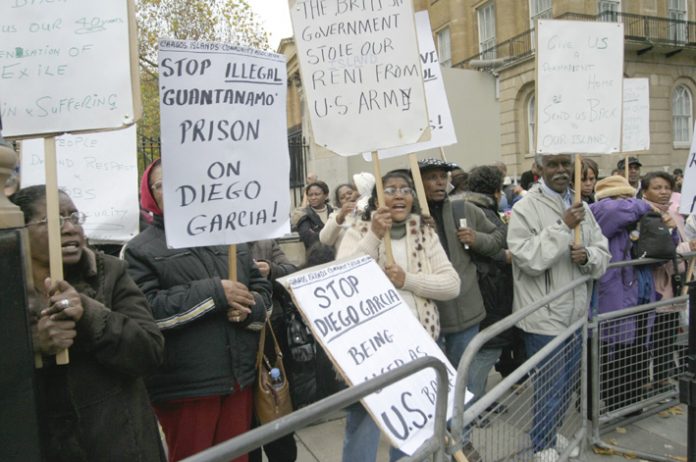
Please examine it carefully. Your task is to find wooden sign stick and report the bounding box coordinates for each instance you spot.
[228,244,237,281]
[409,154,430,217]
[439,146,448,162]
[44,137,69,365]
[371,151,394,265]
[624,154,629,178]
[574,154,582,246]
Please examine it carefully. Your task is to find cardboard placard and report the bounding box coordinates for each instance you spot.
[290,0,430,155]
[20,126,139,242]
[679,122,696,215]
[158,39,290,249]
[282,255,462,455]
[622,78,650,152]
[536,20,624,154]
[362,10,456,161]
[0,0,140,137]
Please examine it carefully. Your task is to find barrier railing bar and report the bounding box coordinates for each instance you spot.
[606,250,696,270]
[451,277,590,437]
[593,294,689,323]
[181,356,450,462]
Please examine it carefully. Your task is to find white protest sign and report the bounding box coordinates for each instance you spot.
[536,20,624,154]
[362,10,456,161]
[290,0,430,155]
[20,126,139,242]
[284,255,458,455]
[622,78,650,152]
[679,122,696,215]
[158,40,290,249]
[0,0,138,137]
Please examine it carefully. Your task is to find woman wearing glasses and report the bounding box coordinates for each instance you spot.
[336,170,460,462]
[11,186,165,462]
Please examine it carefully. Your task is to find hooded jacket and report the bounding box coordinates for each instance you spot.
[508,185,610,335]
[122,161,272,402]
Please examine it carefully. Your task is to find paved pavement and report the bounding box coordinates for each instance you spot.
[288,403,688,461]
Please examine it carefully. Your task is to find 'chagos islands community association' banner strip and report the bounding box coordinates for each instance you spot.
[158,39,291,249]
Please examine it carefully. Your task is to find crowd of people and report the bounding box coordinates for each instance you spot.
[8,153,696,462]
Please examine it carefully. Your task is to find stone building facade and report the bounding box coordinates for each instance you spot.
[418,0,696,176]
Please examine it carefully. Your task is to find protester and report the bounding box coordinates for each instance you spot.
[640,171,695,390]
[589,175,653,412]
[617,156,642,190]
[580,158,599,204]
[319,183,358,250]
[450,166,469,195]
[508,153,610,462]
[12,185,165,462]
[458,165,514,402]
[336,169,460,462]
[296,180,334,251]
[673,168,683,193]
[122,159,272,462]
[418,158,504,376]
[248,239,298,462]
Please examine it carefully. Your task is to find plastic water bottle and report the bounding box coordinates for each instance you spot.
[269,367,284,391]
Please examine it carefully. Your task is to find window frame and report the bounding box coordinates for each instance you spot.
[437,27,452,67]
[672,84,693,148]
[477,1,497,59]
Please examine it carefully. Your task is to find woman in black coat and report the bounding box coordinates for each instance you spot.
[12,185,165,462]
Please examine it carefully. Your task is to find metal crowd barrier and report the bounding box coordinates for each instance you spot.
[450,278,591,462]
[181,356,451,462]
[588,252,695,461]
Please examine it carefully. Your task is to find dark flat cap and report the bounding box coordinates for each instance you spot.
[418,157,458,172]
[617,156,642,169]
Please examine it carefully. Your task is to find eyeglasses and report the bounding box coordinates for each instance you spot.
[383,187,414,197]
[27,212,86,228]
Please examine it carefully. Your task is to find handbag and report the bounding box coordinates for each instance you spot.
[254,316,293,424]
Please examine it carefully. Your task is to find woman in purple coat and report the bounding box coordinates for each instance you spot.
[589,175,653,412]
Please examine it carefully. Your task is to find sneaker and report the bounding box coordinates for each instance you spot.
[555,433,580,458]
[533,448,559,462]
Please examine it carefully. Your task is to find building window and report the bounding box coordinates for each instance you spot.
[669,0,687,43]
[673,84,693,145]
[437,27,452,67]
[598,0,620,22]
[477,2,496,59]
[527,95,536,154]
[529,0,552,26]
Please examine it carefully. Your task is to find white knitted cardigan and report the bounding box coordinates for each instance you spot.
[336,214,460,340]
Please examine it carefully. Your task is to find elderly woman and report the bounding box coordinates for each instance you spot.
[589,176,653,412]
[336,170,460,462]
[11,185,165,461]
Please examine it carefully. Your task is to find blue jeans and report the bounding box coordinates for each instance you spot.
[442,325,480,372]
[342,404,406,462]
[468,347,503,401]
[524,332,581,452]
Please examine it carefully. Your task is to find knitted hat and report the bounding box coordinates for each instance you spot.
[594,175,635,200]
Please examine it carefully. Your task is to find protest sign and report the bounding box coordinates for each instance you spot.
[679,122,696,215]
[622,78,650,152]
[0,0,140,137]
[20,126,139,242]
[536,20,624,154]
[362,10,456,161]
[282,255,461,455]
[158,40,290,249]
[290,0,430,155]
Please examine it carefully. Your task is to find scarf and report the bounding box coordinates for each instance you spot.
[390,221,407,239]
[539,178,573,209]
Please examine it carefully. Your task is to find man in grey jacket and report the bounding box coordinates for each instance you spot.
[508,153,610,462]
[418,158,505,372]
